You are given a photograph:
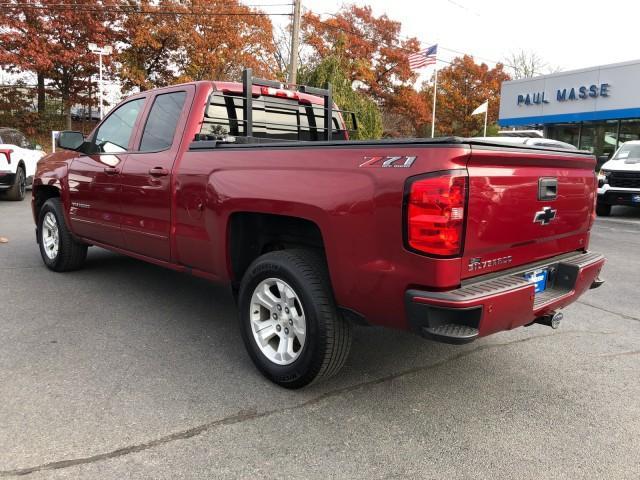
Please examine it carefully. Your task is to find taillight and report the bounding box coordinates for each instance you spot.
[405,171,468,256]
[1,149,12,164]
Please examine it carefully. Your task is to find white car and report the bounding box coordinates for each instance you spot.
[597,140,640,216]
[0,127,46,201]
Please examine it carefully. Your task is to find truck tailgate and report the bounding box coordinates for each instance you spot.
[462,146,596,280]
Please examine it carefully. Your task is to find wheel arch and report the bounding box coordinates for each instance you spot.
[33,185,61,231]
[227,212,327,290]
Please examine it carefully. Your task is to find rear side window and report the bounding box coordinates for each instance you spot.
[201,93,346,141]
[140,91,187,151]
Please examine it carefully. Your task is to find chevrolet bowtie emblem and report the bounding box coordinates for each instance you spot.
[533,206,557,225]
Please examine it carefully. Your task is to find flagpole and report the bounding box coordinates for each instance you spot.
[483,99,488,136]
[431,63,438,138]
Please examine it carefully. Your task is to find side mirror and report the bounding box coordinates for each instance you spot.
[34,144,43,151]
[57,131,84,151]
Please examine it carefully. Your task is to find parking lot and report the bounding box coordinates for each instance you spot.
[1,199,639,479]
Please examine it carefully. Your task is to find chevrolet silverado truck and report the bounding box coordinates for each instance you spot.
[32,70,605,388]
[597,140,640,216]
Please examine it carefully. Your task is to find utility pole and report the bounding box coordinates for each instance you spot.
[288,0,301,85]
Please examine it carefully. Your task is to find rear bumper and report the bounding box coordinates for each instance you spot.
[406,251,605,343]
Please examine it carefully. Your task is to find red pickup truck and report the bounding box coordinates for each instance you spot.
[32,70,605,388]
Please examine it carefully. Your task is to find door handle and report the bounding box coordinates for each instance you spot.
[149,167,169,177]
[104,166,120,175]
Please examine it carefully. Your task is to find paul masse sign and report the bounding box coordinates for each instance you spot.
[516,83,610,106]
[498,60,640,126]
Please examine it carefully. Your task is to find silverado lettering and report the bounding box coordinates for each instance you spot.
[468,256,513,272]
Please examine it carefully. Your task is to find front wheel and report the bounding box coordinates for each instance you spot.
[38,198,88,271]
[238,249,352,389]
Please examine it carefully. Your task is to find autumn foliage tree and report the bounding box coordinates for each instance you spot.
[302,5,420,103]
[0,3,51,113]
[0,0,119,128]
[178,0,278,82]
[118,0,279,91]
[118,0,185,91]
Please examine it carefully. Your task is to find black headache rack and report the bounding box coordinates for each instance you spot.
[194,68,358,145]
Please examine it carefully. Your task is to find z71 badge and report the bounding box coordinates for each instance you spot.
[359,156,416,168]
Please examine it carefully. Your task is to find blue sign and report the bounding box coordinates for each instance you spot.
[517,83,610,106]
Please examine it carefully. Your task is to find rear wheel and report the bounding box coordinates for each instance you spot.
[596,203,611,217]
[5,166,26,201]
[38,198,88,271]
[238,249,352,389]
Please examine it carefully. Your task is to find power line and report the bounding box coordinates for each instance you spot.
[445,0,481,17]
[0,3,293,16]
[0,1,294,5]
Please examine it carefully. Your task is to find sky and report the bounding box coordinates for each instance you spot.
[264,0,640,76]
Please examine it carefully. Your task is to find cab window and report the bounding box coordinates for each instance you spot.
[93,98,145,153]
[139,91,187,152]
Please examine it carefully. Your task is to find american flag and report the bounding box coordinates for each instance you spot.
[408,44,438,70]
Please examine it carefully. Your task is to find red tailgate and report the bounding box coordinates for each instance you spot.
[462,146,596,280]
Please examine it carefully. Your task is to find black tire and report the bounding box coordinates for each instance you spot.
[238,249,352,389]
[596,203,612,217]
[38,197,88,272]
[5,166,26,201]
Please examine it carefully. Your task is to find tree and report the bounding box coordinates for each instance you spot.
[302,5,420,103]
[0,1,55,113]
[118,0,280,90]
[383,85,430,137]
[118,0,186,91]
[298,55,382,140]
[177,0,279,83]
[0,0,119,128]
[423,55,510,137]
[505,50,547,79]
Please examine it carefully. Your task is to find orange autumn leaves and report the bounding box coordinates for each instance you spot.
[1,1,510,137]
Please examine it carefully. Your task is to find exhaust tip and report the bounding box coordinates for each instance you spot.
[550,311,563,329]
[536,311,563,329]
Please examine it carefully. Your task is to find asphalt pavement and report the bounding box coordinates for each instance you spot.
[0,199,639,479]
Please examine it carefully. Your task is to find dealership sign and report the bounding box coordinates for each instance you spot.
[498,59,640,126]
[516,83,610,106]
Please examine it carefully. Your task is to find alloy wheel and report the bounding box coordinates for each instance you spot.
[249,278,307,365]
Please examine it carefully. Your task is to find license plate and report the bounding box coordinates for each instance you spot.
[524,268,548,294]
[632,194,640,204]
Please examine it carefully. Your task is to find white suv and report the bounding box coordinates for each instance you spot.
[597,140,640,216]
[0,128,46,201]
